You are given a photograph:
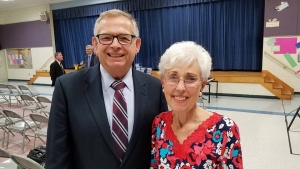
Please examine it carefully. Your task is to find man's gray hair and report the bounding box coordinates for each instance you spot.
[86,45,93,49]
[93,9,139,37]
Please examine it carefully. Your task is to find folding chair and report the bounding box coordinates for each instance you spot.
[0,148,18,168]
[20,94,43,118]
[18,85,40,97]
[0,110,22,148]
[2,110,42,153]
[29,114,48,148]
[10,154,44,169]
[6,84,22,107]
[0,84,10,109]
[36,96,52,116]
[0,99,8,110]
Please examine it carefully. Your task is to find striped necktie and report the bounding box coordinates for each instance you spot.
[87,55,91,68]
[111,81,128,160]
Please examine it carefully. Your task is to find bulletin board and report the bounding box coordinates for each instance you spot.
[6,48,33,69]
[265,36,300,73]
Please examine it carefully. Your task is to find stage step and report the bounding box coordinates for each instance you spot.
[27,69,294,100]
[211,70,294,100]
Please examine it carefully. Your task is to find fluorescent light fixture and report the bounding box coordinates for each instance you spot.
[1,0,14,1]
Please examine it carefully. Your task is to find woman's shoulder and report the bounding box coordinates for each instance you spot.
[211,112,239,129]
[153,111,172,123]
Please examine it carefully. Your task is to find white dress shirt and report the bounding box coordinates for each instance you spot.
[100,64,135,141]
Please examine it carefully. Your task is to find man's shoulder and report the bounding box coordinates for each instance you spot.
[50,61,57,65]
[50,61,57,68]
[60,67,95,82]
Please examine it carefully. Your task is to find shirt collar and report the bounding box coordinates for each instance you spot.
[100,64,133,92]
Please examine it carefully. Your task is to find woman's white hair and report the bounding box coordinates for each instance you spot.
[158,41,212,81]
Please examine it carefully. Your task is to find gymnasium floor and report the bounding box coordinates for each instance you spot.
[0,81,299,168]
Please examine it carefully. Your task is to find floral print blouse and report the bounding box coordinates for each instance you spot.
[150,111,243,169]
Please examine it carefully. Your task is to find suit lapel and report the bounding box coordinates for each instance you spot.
[82,65,119,158]
[122,70,148,162]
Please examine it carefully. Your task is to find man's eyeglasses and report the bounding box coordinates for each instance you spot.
[96,34,137,45]
[164,75,202,87]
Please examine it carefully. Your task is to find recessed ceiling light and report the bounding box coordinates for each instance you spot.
[1,0,14,2]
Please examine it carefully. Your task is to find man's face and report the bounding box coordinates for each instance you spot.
[92,15,141,78]
[86,48,93,55]
[56,53,63,62]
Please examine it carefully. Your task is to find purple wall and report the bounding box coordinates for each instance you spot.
[264,0,300,36]
[0,20,52,49]
[297,1,300,34]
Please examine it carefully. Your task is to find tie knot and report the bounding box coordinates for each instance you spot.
[111,81,126,91]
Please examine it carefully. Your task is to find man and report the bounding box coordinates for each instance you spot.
[46,9,168,169]
[49,52,65,87]
[84,45,96,68]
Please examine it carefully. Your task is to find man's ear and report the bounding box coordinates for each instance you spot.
[135,38,142,54]
[92,37,98,54]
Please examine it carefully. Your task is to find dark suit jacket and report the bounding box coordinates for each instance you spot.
[94,54,99,65]
[84,53,96,68]
[46,64,168,169]
[50,61,65,87]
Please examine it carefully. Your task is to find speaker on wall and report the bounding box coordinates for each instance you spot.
[40,11,48,21]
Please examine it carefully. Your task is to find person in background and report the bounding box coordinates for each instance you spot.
[49,52,65,87]
[84,45,96,68]
[151,41,243,169]
[46,9,168,169]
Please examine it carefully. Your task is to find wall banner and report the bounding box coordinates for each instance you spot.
[6,48,33,69]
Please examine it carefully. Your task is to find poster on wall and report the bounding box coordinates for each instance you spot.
[6,48,33,69]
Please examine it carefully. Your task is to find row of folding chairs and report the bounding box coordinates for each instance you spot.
[0,84,39,107]
[0,109,48,153]
[21,94,52,118]
[0,147,44,169]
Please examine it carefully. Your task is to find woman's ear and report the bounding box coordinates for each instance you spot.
[201,81,207,91]
[160,76,165,86]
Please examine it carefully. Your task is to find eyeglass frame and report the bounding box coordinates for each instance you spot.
[95,34,137,45]
[163,75,203,88]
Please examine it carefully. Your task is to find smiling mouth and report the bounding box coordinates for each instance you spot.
[174,96,188,101]
[108,53,124,57]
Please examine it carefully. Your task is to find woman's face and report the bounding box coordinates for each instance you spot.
[161,62,205,113]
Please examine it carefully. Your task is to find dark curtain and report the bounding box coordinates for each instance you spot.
[54,16,97,67]
[53,0,264,70]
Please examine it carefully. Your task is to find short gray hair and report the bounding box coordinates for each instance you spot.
[158,41,212,81]
[54,52,61,58]
[86,45,93,50]
[93,9,139,37]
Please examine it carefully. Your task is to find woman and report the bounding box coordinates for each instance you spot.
[150,41,243,169]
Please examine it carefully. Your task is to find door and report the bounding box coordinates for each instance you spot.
[0,50,8,82]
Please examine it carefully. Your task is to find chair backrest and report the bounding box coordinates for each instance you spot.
[0,147,11,158]
[36,96,52,104]
[6,84,20,93]
[18,85,31,94]
[0,84,8,91]
[29,114,49,124]
[18,85,39,96]
[20,94,43,108]
[10,154,44,169]
[2,109,22,120]
[20,94,36,102]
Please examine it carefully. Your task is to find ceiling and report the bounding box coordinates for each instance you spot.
[0,0,73,12]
